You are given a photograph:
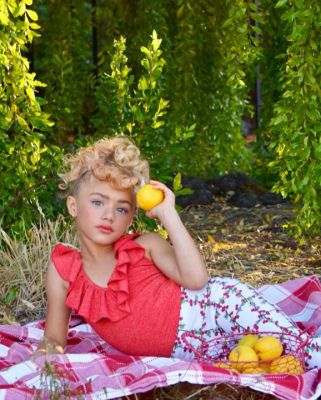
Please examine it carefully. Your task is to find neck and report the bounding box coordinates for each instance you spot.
[79,240,115,263]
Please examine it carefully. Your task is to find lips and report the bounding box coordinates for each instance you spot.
[96,225,114,233]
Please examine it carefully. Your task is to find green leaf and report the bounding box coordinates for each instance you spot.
[141,59,150,71]
[0,8,9,25]
[26,86,36,102]
[30,22,40,29]
[152,121,164,129]
[182,131,195,140]
[276,0,289,7]
[173,173,182,192]
[176,188,194,196]
[26,9,38,21]
[16,115,29,129]
[140,46,151,58]
[272,114,287,125]
[4,286,17,304]
[30,152,40,165]
[138,76,148,91]
[17,2,26,16]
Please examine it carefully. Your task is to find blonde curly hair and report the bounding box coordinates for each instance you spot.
[59,136,149,195]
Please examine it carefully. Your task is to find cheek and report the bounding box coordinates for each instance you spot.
[124,211,134,225]
[78,205,96,220]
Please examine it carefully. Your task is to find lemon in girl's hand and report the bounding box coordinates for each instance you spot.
[136,184,164,211]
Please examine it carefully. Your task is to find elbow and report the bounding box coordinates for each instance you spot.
[193,279,209,291]
[186,273,208,291]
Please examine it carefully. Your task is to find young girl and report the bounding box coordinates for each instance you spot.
[35,136,320,369]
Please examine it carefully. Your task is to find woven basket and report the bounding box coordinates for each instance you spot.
[181,329,313,374]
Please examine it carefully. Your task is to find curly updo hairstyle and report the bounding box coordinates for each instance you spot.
[59,136,150,195]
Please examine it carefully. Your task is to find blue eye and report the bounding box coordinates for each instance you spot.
[91,200,103,207]
[117,207,128,214]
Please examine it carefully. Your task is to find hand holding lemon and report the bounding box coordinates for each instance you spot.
[136,184,164,211]
[136,181,177,223]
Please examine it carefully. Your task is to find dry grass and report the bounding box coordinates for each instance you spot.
[0,215,78,324]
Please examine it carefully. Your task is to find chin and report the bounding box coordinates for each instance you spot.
[96,233,121,245]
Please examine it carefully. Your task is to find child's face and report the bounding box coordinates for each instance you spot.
[67,175,135,247]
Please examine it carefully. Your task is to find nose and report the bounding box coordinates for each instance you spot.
[102,206,114,222]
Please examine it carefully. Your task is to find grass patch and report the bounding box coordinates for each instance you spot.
[0,216,78,324]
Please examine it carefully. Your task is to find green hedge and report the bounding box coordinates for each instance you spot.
[1,0,321,237]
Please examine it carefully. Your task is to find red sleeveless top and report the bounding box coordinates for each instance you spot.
[51,233,181,356]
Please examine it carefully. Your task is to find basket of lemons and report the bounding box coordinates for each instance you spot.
[181,330,311,375]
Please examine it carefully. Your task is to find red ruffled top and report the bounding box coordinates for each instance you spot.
[51,233,182,356]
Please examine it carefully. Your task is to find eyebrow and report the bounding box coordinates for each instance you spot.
[90,192,133,206]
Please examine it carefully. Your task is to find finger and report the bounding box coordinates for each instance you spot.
[149,180,172,194]
[149,180,167,189]
[146,210,157,219]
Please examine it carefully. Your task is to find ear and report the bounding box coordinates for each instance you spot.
[67,196,77,218]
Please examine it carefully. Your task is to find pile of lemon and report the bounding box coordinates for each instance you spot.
[214,334,304,375]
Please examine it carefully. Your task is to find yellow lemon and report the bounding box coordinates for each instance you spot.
[259,361,272,372]
[228,345,259,372]
[254,336,283,360]
[242,366,266,374]
[269,355,304,375]
[136,184,164,211]
[238,334,259,349]
[213,362,239,373]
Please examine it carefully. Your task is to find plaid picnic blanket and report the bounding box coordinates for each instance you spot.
[0,275,320,400]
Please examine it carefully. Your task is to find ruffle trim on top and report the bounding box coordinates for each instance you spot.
[51,233,145,323]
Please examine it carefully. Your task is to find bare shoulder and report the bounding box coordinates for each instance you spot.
[135,232,171,258]
[47,260,68,292]
[135,231,168,247]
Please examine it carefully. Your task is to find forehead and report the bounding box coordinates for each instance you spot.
[78,175,134,202]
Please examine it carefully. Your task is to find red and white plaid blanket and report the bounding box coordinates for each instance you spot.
[0,275,320,400]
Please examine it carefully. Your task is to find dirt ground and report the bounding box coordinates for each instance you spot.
[182,197,321,285]
[140,196,321,400]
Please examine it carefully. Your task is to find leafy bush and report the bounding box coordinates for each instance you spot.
[2,0,321,239]
[32,1,257,177]
[32,0,95,141]
[170,0,257,176]
[267,0,321,237]
[0,0,64,235]
[92,30,195,181]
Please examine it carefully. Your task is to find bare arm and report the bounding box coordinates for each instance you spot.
[33,260,71,357]
[137,180,208,290]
